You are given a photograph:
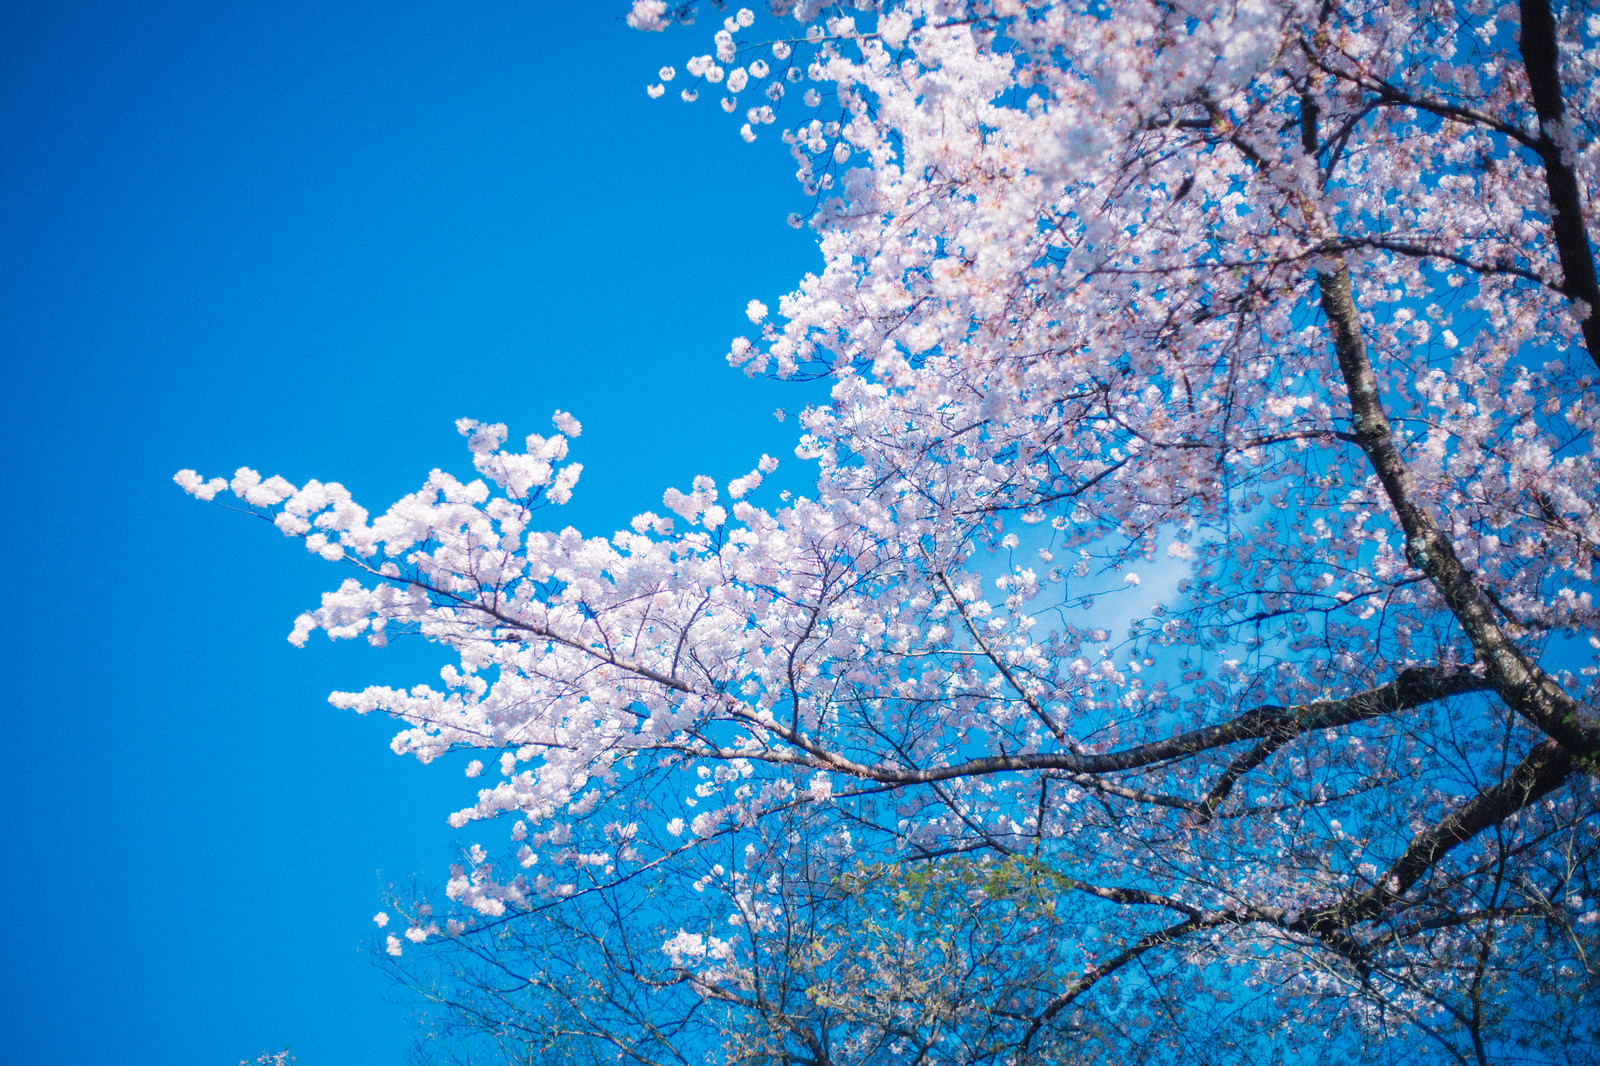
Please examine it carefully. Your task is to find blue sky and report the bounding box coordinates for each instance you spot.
[1,3,820,1062]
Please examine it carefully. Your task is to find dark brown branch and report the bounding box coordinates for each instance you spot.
[1019,915,1208,1054]
[1024,739,1578,1056]
[1298,38,1539,149]
[1520,0,1600,369]
[1329,235,1551,289]
[1070,880,1203,918]
[935,566,1067,743]
[1308,739,1574,933]
[706,666,1487,789]
[1318,261,1600,754]
[1195,736,1282,822]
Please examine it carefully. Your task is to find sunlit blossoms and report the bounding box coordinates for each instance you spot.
[187,0,1600,1062]
[626,0,670,32]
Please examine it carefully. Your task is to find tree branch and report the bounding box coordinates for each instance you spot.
[1309,738,1575,933]
[1318,260,1600,754]
[1520,0,1600,369]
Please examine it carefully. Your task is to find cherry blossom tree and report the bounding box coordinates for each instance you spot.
[183,0,1600,1062]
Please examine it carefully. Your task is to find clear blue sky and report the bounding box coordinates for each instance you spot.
[1,3,818,1062]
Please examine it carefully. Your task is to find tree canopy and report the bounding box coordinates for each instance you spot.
[182,1,1600,1062]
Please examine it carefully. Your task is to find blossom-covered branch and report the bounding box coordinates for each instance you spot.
[189,1,1600,1061]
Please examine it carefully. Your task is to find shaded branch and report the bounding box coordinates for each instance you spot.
[1318,260,1600,754]
[1310,739,1575,933]
[1520,0,1600,369]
